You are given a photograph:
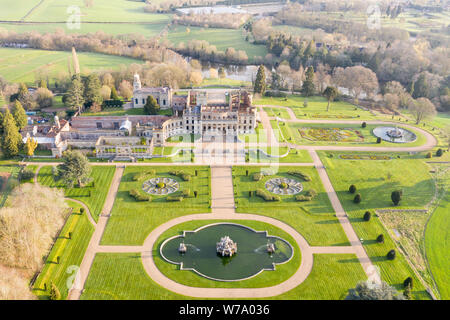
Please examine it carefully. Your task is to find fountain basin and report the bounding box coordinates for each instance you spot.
[373,126,417,143]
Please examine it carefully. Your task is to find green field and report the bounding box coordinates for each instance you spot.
[319,153,435,299]
[101,166,211,245]
[32,200,95,300]
[232,166,349,246]
[166,25,267,61]
[154,220,301,288]
[37,165,115,222]
[0,48,143,85]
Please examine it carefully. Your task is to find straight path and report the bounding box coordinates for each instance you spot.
[67,166,124,300]
[211,166,235,214]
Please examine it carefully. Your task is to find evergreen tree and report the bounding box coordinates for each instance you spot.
[110,86,120,100]
[301,66,315,97]
[65,76,85,113]
[24,137,38,156]
[1,109,22,158]
[83,74,103,109]
[304,40,316,58]
[254,65,266,95]
[323,86,339,111]
[144,96,160,115]
[412,73,429,99]
[56,150,92,188]
[17,83,36,110]
[11,100,27,130]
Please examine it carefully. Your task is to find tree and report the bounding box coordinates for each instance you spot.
[56,150,92,188]
[403,277,413,289]
[408,97,436,124]
[254,65,266,95]
[412,73,429,99]
[1,109,22,158]
[17,83,36,110]
[323,86,339,112]
[34,87,54,109]
[387,249,396,260]
[83,74,103,109]
[189,71,203,86]
[99,85,111,101]
[144,95,160,115]
[65,76,85,113]
[209,68,218,79]
[349,184,356,193]
[301,66,315,97]
[346,281,405,300]
[391,190,402,205]
[376,234,385,243]
[118,80,133,100]
[38,79,47,89]
[24,137,38,157]
[11,100,27,130]
[218,67,226,79]
[110,86,120,100]
[49,281,61,300]
[363,211,371,221]
[353,193,362,204]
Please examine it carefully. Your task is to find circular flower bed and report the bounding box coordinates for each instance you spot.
[265,178,303,195]
[142,177,179,195]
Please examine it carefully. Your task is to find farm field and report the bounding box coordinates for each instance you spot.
[154,220,301,289]
[0,48,143,85]
[319,152,435,299]
[232,166,349,246]
[100,166,211,245]
[37,165,115,222]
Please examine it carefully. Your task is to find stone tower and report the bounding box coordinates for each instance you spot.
[133,73,141,91]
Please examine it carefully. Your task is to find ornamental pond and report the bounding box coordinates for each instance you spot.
[160,223,294,281]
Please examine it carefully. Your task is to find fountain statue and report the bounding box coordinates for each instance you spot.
[178,242,187,253]
[216,236,237,257]
[267,242,276,254]
[386,125,403,139]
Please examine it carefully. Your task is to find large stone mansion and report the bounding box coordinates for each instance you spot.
[21,75,257,160]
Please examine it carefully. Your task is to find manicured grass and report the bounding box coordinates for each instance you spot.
[20,164,38,184]
[254,95,377,120]
[200,77,251,88]
[319,154,434,299]
[37,165,115,222]
[155,220,301,288]
[263,106,291,119]
[0,48,143,85]
[270,254,367,300]
[424,165,450,300]
[80,253,188,300]
[0,0,36,20]
[239,122,267,144]
[101,166,211,245]
[81,107,146,117]
[32,200,95,300]
[247,148,313,164]
[232,166,349,246]
[166,25,267,61]
[273,121,428,148]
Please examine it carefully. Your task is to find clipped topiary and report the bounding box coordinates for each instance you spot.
[436,148,443,157]
[387,249,396,260]
[363,211,371,221]
[349,184,357,194]
[362,122,367,128]
[376,234,385,243]
[403,277,413,289]
[353,193,362,204]
[391,190,402,205]
[425,152,432,158]
[376,137,382,143]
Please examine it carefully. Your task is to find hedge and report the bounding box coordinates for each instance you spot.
[169,170,191,181]
[129,189,151,201]
[255,189,280,202]
[132,170,156,181]
[288,171,311,181]
[166,196,184,202]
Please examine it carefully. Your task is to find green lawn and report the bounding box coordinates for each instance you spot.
[319,153,435,299]
[0,0,37,20]
[247,148,313,164]
[32,200,95,300]
[81,107,145,117]
[101,166,211,245]
[154,220,301,288]
[232,166,349,246]
[263,106,291,119]
[0,48,143,85]
[37,165,115,222]
[166,25,267,62]
[80,253,188,300]
[255,95,378,120]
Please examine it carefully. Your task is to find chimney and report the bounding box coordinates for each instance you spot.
[54,116,60,129]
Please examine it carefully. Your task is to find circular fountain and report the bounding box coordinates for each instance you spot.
[142,177,179,195]
[373,126,417,143]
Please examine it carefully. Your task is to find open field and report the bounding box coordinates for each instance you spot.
[166,25,267,61]
[232,166,349,246]
[255,95,378,120]
[37,165,115,222]
[154,220,301,288]
[0,48,143,85]
[32,200,94,300]
[319,152,435,299]
[101,166,211,245]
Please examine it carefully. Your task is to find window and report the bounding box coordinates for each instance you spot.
[142,98,145,104]
[96,122,102,129]
[113,122,119,129]
[135,98,138,104]
[163,99,166,105]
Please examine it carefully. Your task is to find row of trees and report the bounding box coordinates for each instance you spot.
[173,12,250,29]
